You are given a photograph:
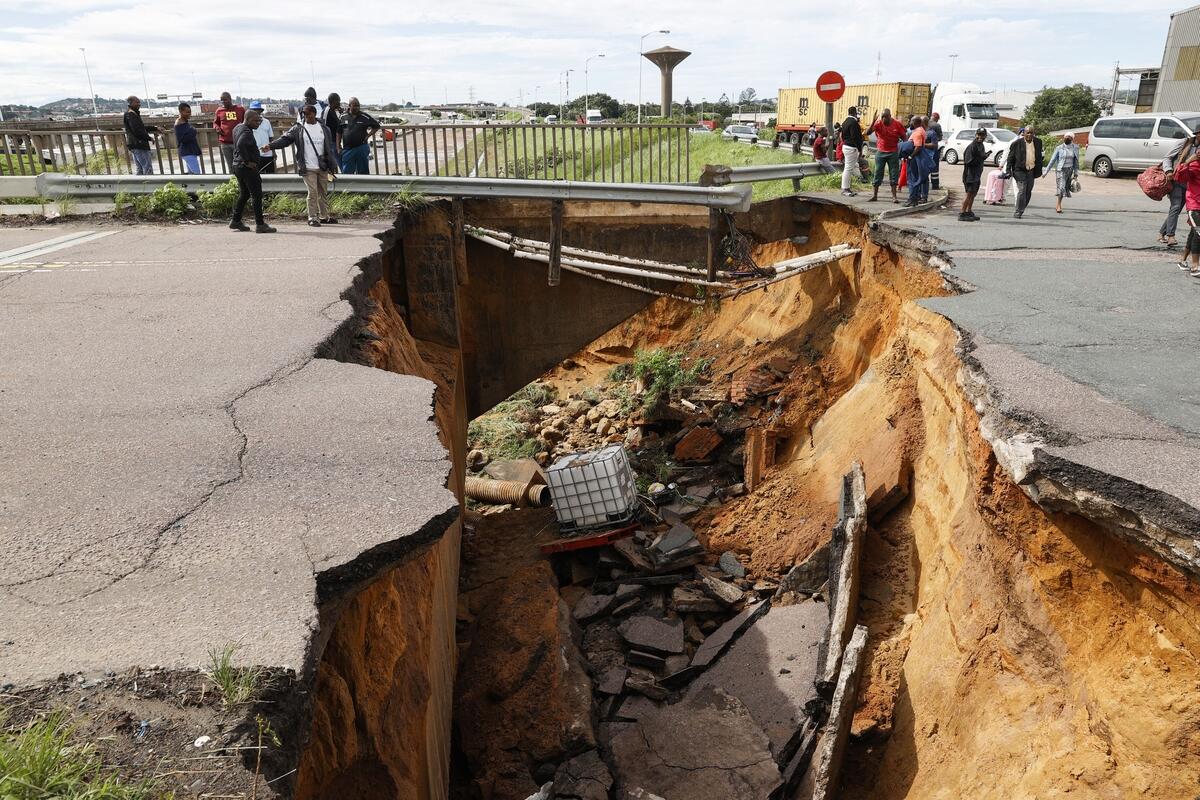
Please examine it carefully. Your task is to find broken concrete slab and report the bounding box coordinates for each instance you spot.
[607,685,781,799]
[627,650,668,672]
[690,600,770,669]
[598,666,629,695]
[804,625,869,800]
[671,585,724,614]
[687,598,827,761]
[552,749,613,800]
[700,574,745,606]
[718,551,747,579]
[817,463,866,694]
[776,542,830,598]
[618,616,685,656]
[624,670,669,700]
[651,523,696,555]
[573,593,618,625]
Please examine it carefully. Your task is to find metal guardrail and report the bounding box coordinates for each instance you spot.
[700,162,829,186]
[34,173,753,212]
[3,123,695,184]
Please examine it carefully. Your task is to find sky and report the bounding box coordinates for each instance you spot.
[0,0,1188,107]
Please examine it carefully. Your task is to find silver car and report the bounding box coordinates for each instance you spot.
[722,124,758,143]
[1084,112,1200,177]
[942,127,1015,168]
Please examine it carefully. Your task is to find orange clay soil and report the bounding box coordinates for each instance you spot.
[541,206,1200,797]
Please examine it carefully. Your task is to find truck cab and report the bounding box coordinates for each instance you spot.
[931,82,999,136]
[585,109,603,125]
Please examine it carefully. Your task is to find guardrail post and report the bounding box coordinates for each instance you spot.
[706,208,722,282]
[548,199,564,286]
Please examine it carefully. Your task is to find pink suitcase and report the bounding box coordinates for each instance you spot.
[984,170,1008,204]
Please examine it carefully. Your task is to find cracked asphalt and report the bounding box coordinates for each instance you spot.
[889,173,1200,517]
[0,221,456,685]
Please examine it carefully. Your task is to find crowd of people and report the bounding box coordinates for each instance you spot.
[121,87,382,232]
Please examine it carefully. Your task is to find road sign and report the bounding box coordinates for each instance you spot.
[192,92,203,99]
[156,94,168,100]
[815,71,846,103]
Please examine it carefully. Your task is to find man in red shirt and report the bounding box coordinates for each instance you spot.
[811,127,834,173]
[869,107,907,203]
[212,91,246,173]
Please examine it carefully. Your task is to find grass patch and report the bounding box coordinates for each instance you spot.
[328,192,373,217]
[265,194,307,217]
[467,382,557,459]
[0,712,156,800]
[204,643,265,709]
[612,348,710,411]
[114,183,191,219]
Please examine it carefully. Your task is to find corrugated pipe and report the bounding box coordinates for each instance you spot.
[465,476,551,507]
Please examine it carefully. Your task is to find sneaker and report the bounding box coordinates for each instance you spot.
[1178,261,1191,271]
[320,218,339,224]
[1190,266,1200,277]
[841,189,856,197]
[308,219,322,227]
[957,212,972,221]
[968,212,981,221]
[229,220,250,232]
[255,223,277,234]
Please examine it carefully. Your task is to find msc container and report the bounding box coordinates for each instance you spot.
[546,445,638,532]
[775,82,932,141]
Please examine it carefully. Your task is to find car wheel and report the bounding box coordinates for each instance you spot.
[994,153,1003,167]
[789,133,800,144]
[944,149,959,165]
[1092,156,1113,178]
[750,138,757,144]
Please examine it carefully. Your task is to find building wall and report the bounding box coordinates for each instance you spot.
[1154,5,1200,112]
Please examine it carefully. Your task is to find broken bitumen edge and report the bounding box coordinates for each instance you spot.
[815,463,866,696]
[805,624,869,800]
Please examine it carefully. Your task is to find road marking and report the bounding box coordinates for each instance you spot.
[0,231,116,266]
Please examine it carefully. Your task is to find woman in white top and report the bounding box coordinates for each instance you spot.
[266,104,340,226]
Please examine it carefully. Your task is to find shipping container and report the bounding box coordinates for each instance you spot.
[775,82,931,142]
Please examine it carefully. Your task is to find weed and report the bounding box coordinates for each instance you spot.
[328,192,372,217]
[84,150,124,175]
[467,382,557,459]
[115,184,191,220]
[56,195,78,217]
[204,643,265,709]
[113,191,133,216]
[627,348,710,410]
[197,178,240,218]
[0,711,155,800]
[390,187,427,211]
[265,194,306,217]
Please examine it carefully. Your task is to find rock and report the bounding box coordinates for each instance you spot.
[524,782,553,800]
[647,482,667,496]
[689,483,716,501]
[684,620,705,645]
[193,735,211,748]
[597,398,622,418]
[624,426,644,448]
[574,593,617,625]
[535,451,550,466]
[484,458,546,485]
[565,399,592,418]
[587,406,603,423]
[540,404,563,416]
[627,650,668,672]
[650,523,695,556]
[663,654,690,674]
[467,449,490,470]
[597,418,613,437]
[672,426,723,461]
[671,586,723,614]
[598,666,629,695]
[690,601,770,669]
[624,790,667,800]
[540,427,564,444]
[552,750,613,800]
[700,575,745,606]
[776,542,830,598]
[723,482,747,498]
[607,685,781,799]
[625,670,669,700]
[617,616,685,656]
[718,552,747,579]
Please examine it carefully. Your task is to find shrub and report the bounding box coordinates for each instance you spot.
[619,348,710,410]
[197,177,240,218]
[467,382,557,459]
[328,192,372,217]
[266,193,306,217]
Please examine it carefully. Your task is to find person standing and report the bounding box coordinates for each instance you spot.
[1159,134,1192,247]
[927,112,944,191]
[267,104,340,227]
[904,117,928,207]
[338,98,380,174]
[322,94,342,154]
[839,107,863,197]
[212,92,245,172]
[123,96,159,175]
[921,119,940,201]
[1045,133,1080,214]
[1174,133,1200,276]
[229,111,275,233]
[247,101,276,174]
[173,102,202,174]
[959,128,988,221]
[1005,126,1044,219]
[870,108,906,203]
[812,127,834,173]
[297,87,327,122]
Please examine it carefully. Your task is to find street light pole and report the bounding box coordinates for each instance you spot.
[584,54,604,120]
[787,70,792,87]
[948,54,959,82]
[637,29,670,124]
[561,69,574,121]
[80,48,99,125]
[140,62,149,99]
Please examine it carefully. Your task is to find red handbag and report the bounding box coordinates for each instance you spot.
[1137,165,1172,201]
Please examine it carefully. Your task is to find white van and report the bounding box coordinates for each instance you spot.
[930,83,1000,136]
[1083,112,1200,177]
[544,114,559,125]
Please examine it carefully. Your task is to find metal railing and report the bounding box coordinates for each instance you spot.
[2,123,695,183]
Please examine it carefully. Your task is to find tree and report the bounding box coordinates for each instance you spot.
[1021,84,1100,132]
[684,97,694,114]
[738,87,757,104]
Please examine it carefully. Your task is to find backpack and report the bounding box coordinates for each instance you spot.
[1137,165,1172,201]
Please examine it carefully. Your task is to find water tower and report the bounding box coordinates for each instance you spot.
[642,45,690,117]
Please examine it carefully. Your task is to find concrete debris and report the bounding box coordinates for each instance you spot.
[650,523,695,556]
[673,426,723,461]
[607,685,782,799]
[624,669,669,699]
[700,574,745,606]
[817,463,866,694]
[573,593,618,625]
[671,585,723,613]
[597,667,629,695]
[776,542,830,598]
[484,457,547,485]
[617,616,685,656]
[623,790,666,800]
[804,625,869,800]
[718,551,746,578]
[525,782,554,800]
[552,749,613,800]
[690,600,770,669]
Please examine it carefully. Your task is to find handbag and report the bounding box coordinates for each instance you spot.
[1137,165,1172,201]
[1070,176,1081,193]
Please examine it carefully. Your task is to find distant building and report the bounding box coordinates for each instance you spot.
[1154,4,1200,112]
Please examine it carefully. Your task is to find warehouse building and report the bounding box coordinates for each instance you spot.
[1154,3,1200,112]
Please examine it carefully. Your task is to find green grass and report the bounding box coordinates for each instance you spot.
[467,382,557,459]
[611,348,710,411]
[0,712,156,800]
[204,643,265,709]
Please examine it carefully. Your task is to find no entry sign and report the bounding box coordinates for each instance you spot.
[815,71,846,103]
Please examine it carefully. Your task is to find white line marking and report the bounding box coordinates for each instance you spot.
[0,231,116,266]
[0,231,100,262]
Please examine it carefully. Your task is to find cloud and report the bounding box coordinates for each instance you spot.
[0,0,1178,106]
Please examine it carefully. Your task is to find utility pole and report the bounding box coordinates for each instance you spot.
[79,48,99,125]
[875,51,882,81]
[638,29,669,123]
[140,62,149,99]
[948,54,959,82]
[787,70,792,88]
[560,69,574,121]
[584,54,604,118]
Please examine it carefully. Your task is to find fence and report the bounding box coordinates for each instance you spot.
[0,123,694,184]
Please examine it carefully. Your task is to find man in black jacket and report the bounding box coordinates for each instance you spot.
[839,107,864,197]
[959,128,988,221]
[123,96,159,175]
[229,111,275,233]
[1005,127,1044,219]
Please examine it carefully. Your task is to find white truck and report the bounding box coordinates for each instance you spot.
[584,109,603,125]
[930,83,1000,136]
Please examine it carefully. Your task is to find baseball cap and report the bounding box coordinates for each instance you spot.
[248,101,264,111]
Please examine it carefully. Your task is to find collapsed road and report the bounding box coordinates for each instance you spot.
[1,176,1198,800]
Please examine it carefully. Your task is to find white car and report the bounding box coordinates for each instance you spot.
[942,127,1016,168]
[722,124,758,143]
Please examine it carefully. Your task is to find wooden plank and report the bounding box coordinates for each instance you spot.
[539,523,636,555]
